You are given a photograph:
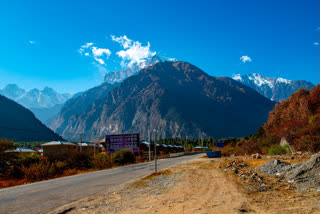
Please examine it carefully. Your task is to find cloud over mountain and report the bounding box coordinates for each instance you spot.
[111,35,156,68]
[78,35,157,73]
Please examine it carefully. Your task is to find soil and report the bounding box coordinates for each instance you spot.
[51,157,320,214]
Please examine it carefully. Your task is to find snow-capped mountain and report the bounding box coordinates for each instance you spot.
[103,55,176,84]
[233,73,314,102]
[0,84,73,124]
[0,84,72,108]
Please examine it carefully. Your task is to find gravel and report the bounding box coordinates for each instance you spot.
[256,152,320,190]
[286,152,320,188]
[256,159,291,177]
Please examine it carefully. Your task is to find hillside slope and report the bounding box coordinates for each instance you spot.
[0,95,63,142]
[49,82,118,138]
[60,61,275,141]
[263,85,320,152]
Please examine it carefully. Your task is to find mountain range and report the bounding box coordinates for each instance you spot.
[233,73,314,102]
[51,61,275,141]
[0,84,72,124]
[0,94,63,142]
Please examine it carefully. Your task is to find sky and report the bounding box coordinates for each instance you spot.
[0,0,319,94]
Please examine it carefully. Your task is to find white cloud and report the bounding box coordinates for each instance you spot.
[111,35,132,49]
[240,56,252,63]
[28,41,35,44]
[92,47,111,58]
[78,42,93,54]
[111,35,156,68]
[314,42,319,46]
[94,57,105,65]
[78,42,111,66]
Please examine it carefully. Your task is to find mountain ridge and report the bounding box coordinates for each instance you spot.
[56,61,276,141]
[233,73,314,102]
[103,55,176,84]
[0,84,72,109]
[0,94,63,142]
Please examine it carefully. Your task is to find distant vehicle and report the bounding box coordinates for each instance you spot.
[206,151,221,158]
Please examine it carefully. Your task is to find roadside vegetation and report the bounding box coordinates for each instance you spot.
[0,139,135,188]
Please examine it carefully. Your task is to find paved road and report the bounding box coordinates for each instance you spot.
[0,154,202,214]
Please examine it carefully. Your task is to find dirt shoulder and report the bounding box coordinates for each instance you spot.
[51,157,320,214]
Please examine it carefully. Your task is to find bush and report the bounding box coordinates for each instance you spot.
[0,139,17,176]
[47,151,92,170]
[268,145,289,155]
[54,161,68,174]
[91,153,112,169]
[22,160,51,182]
[18,153,41,167]
[112,150,135,166]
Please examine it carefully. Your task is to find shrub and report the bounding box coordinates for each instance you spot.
[0,139,17,176]
[91,153,112,169]
[54,161,68,174]
[268,145,289,155]
[18,153,41,167]
[112,149,135,166]
[63,169,78,176]
[47,150,92,170]
[22,160,51,182]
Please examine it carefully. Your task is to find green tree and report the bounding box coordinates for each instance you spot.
[0,138,17,176]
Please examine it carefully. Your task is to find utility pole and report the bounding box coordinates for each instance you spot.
[131,133,134,152]
[80,133,82,152]
[148,129,151,161]
[154,129,157,173]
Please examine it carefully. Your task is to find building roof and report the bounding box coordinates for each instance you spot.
[99,138,106,143]
[78,143,102,147]
[141,141,184,148]
[5,147,37,153]
[42,141,76,146]
[194,146,208,149]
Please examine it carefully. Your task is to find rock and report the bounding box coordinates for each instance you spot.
[251,153,262,159]
[256,159,291,176]
[286,152,320,188]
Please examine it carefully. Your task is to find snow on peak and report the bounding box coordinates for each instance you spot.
[247,73,274,88]
[276,77,292,84]
[232,74,242,81]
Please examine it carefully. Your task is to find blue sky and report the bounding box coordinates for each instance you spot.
[0,0,319,93]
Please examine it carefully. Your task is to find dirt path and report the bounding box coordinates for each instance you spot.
[52,158,265,214]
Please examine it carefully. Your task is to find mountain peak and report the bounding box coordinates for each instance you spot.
[57,61,275,141]
[0,84,72,109]
[103,54,177,84]
[3,83,21,90]
[233,73,314,102]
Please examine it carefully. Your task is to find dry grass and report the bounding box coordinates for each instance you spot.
[0,178,25,188]
[245,159,270,167]
[245,156,310,168]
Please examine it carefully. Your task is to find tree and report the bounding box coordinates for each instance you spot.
[0,138,16,176]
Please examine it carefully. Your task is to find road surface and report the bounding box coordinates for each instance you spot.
[0,154,202,214]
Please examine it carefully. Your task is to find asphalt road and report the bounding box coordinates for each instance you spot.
[0,154,202,214]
